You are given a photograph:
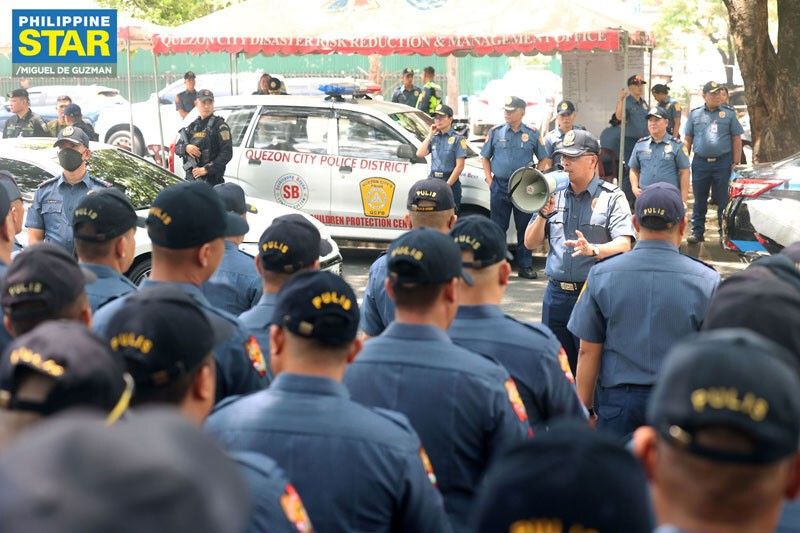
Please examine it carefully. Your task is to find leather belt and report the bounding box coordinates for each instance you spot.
[550,280,584,292]
[695,153,730,163]
[432,171,454,179]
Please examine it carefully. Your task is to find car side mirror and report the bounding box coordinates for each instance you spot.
[397,145,415,161]
[159,96,172,105]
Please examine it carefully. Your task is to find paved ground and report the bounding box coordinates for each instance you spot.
[340,204,747,322]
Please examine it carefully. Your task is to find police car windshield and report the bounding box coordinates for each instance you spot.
[389,111,478,157]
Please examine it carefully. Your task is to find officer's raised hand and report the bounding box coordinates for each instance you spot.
[192,166,208,178]
[186,144,202,158]
[538,196,557,218]
[565,229,599,258]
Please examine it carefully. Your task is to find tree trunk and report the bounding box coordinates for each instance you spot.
[723,0,800,162]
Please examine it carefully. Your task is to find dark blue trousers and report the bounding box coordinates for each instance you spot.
[597,385,652,442]
[691,152,732,238]
[489,179,532,269]
[542,282,581,372]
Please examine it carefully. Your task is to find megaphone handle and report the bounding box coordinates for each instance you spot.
[508,179,523,197]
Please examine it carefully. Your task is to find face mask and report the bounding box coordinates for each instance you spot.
[58,148,84,171]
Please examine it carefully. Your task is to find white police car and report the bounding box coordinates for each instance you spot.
[0,138,343,283]
[172,89,492,242]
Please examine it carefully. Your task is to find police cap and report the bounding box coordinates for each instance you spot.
[703,81,723,94]
[635,182,685,230]
[406,178,455,212]
[214,183,258,215]
[53,125,90,148]
[146,181,248,249]
[433,104,454,118]
[451,216,512,268]
[503,96,526,111]
[271,270,359,347]
[105,286,233,389]
[553,129,600,157]
[647,328,800,465]
[63,103,82,117]
[402,67,414,76]
[73,188,145,243]
[556,99,576,115]
[0,171,22,202]
[196,89,214,101]
[646,106,669,120]
[627,74,646,86]
[387,227,473,287]
[258,214,331,273]
[1,243,95,321]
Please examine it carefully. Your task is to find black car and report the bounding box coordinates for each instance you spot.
[722,151,800,259]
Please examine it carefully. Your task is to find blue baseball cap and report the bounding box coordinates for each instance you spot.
[387,228,473,287]
[635,182,685,230]
[451,216,512,268]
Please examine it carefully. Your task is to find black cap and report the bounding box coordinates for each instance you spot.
[647,329,800,465]
[451,216,512,268]
[472,420,653,533]
[63,103,82,117]
[258,214,331,273]
[433,104,453,117]
[0,181,10,222]
[503,96,526,111]
[556,99,576,115]
[7,88,28,99]
[646,106,669,119]
[0,320,128,416]
[184,70,196,80]
[268,78,282,92]
[651,83,670,94]
[635,182,685,230]
[702,268,800,357]
[105,286,234,389]
[0,408,250,533]
[53,125,90,148]
[196,89,214,101]
[553,129,600,157]
[387,228,473,287]
[214,183,257,215]
[0,171,22,202]
[402,67,414,76]
[627,74,646,86]
[1,243,95,321]
[73,188,145,242]
[703,80,723,93]
[146,181,249,249]
[406,178,455,212]
[781,242,800,264]
[272,270,359,346]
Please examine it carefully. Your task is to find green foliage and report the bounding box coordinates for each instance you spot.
[97,0,231,26]
[643,0,731,61]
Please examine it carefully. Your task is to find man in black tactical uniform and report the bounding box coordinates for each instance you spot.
[174,89,233,186]
[2,89,47,138]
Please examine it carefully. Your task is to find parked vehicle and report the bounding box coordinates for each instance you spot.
[0,138,343,283]
[722,151,800,259]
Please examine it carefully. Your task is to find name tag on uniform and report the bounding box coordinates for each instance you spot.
[710,122,718,134]
[664,144,673,154]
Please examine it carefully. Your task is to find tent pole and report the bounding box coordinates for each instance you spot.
[229,53,235,95]
[647,46,653,107]
[617,31,629,185]
[126,34,135,157]
[152,51,166,168]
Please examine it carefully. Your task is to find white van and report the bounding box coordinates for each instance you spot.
[172,94,492,242]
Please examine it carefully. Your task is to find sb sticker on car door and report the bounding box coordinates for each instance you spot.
[359,178,395,218]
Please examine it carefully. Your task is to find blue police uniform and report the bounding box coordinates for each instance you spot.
[230,451,313,533]
[343,322,530,530]
[543,126,585,169]
[203,241,262,316]
[599,124,621,178]
[567,240,720,439]
[628,134,690,189]
[685,105,744,239]
[238,292,277,380]
[81,263,137,312]
[391,85,421,107]
[429,129,467,208]
[206,373,452,533]
[0,261,10,354]
[448,305,587,431]
[481,123,546,271]
[532,176,635,373]
[25,173,109,254]
[660,97,682,136]
[359,253,394,337]
[623,95,649,161]
[92,280,270,401]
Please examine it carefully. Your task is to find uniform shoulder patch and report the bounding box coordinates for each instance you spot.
[279,483,313,533]
[637,136,650,142]
[598,180,619,192]
[38,176,60,188]
[245,335,268,377]
[682,253,717,271]
[418,447,438,487]
[460,138,468,150]
[504,378,529,424]
[557,347,575,384]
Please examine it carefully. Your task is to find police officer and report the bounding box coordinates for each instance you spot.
[538,100,584,172]
[524,130,634,373]
[104,286,313,532]
[651,83,682,137]
[202,183,261,315]
[73,188,143,312]
[45,95,72,137]
[614,75,649,166]
[174,89,233,185]
[481,96,546,279]
[391,67,421,106]
[684,81,744,244]
[0,185,13,353]
[416,104,466,210]
[2,89,47,138]
[238,214,327,365]
[63,103,99,142]
[599,113,621,180]
[344,228,529,531]
[448,216,587,431]
[360,178,457,338]
[416,66,442,115]
[91,181,270,402]
[207,270,452,532]
[1,244,93,338]
[25,127,110,254]
[0,171,23,252]
[628,106,690,202]
[175,71,197,119]
[568,183,720,439]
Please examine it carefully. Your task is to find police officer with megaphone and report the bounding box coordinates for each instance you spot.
[523,129,634,373]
